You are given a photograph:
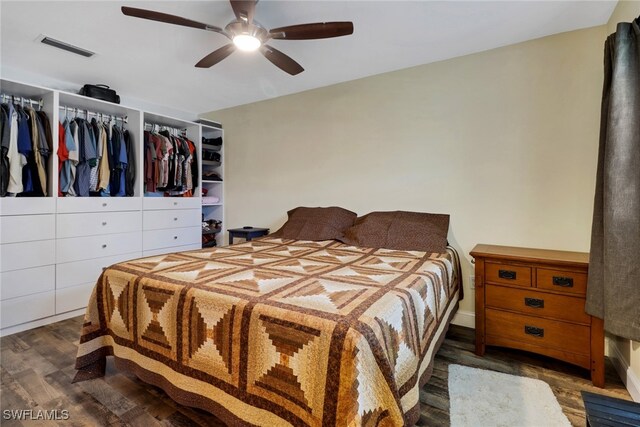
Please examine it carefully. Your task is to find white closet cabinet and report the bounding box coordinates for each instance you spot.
[0,79,224,336]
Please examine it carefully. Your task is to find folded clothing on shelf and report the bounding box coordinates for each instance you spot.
[202,150,221,162]
[202,170,222,181]
[202,136,222,146]
[202,196,220,204]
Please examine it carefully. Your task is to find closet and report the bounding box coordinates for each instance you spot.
[0,79,225,336]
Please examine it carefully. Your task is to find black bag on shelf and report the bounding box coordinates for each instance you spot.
[79,84,121,104]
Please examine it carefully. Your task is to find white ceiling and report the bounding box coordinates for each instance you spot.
[1,1,617,117]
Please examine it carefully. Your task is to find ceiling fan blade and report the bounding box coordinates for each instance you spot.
[260,45,304,75]
[195,44,236,68]
[121,7,225,35]
[269,22,353,40]
[230,0,257,24]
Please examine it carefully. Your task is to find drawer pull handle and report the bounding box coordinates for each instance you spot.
[102,221,107,226]
[173,202,178,206]
[174,236,178,239]
[524,297,544,308]
[553,276,574,287]
[174,217,178,221]
[498,269,517,280]
[102,244,107,248]
[102,203,107,207]
[524,325,544,338]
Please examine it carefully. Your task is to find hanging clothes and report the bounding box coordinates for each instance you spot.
[0,101,52,197]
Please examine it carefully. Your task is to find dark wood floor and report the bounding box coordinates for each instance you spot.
[0,316,632,426]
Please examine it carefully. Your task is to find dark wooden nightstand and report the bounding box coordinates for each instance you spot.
[471,244,605,387]
[228,227,269,244]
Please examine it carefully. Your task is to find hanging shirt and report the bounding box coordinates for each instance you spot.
[16,106,33,193]
[97,123,110,192]
[0,105,10,196]
[66,120,79,196]
[5,103,23,194]
[58,121,69,195]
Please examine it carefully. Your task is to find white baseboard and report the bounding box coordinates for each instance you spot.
[452,310,475,328]
[608,338,640,402]
[0,308,85,337]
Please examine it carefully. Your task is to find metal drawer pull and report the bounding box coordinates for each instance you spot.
[174,217,178,221]
[498,269,517,280]
[102,244,107,248]
[174,236,178,239]
[553,276,574,287]
[173,202,178,206]
[102,203,107,207]
[524,297,544,308]
[102,221,107,226]
[524,325,544,338]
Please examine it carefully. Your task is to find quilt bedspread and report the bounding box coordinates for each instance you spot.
[75,237,461,426]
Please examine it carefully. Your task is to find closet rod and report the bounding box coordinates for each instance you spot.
[58,105,128,124]
[144,122,187,136]
[0,93,44,109]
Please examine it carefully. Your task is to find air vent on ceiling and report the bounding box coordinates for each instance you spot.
[40,36,95,58]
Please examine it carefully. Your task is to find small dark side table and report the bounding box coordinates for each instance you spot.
[582,391,640,427]
[228,227,270,244]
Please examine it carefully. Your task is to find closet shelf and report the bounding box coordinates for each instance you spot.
[202,180,223,184]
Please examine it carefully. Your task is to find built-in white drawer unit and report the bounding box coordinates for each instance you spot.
[56,252,141,289]
[0,214,55,244]
[142,243,202,257]
[1,265,55,300]
[0,198,55,216]
[57,211,142,238]
[56,231,143,264]
[143,197,200,211]
[56,282,95,314]
[143,227,200,251]
[143,208,200,231]
[1,290,55,328]
[0,240,55,272]
[57,197,142,214]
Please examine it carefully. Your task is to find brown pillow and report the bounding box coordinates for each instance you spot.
[271,207,357,241]
[340,211,450,253]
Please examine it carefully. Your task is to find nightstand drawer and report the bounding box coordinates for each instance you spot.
[485,262,532,287]
[486,285,590,324]
[536,268,587,295]
[486,308,590,355]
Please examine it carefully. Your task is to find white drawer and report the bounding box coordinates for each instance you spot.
[0,240,55,272]
[143,227,200,251]
[57,211,142,238]
[56,282,94,314]
[0,214,55,244]
[1,291,55,328]
[0,197,55,216]
[56,231,142,263]
[56,252,141,289]
[143,209,200,231]
[1,265,55,300]
[57,197,142,214]
[143,243,201,257]
[143,197,200,210]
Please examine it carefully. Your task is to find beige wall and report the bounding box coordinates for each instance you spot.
[607,0,640,400]
[204,26,605,316]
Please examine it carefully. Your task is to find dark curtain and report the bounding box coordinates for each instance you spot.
[586,18,640,342]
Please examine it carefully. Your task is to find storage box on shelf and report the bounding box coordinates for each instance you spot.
[142,112,202,257]
[0,78,223,336]
[201,124,224,247]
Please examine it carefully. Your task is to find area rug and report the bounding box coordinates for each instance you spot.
[448,364,571,427]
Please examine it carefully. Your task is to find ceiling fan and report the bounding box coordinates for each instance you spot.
[121,1,354,75]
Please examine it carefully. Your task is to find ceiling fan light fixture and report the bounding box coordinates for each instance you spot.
[233,34,261,51]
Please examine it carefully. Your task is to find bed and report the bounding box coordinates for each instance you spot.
[75,233,461,426]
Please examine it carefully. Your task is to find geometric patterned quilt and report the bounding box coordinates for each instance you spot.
[74,237,461,426]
